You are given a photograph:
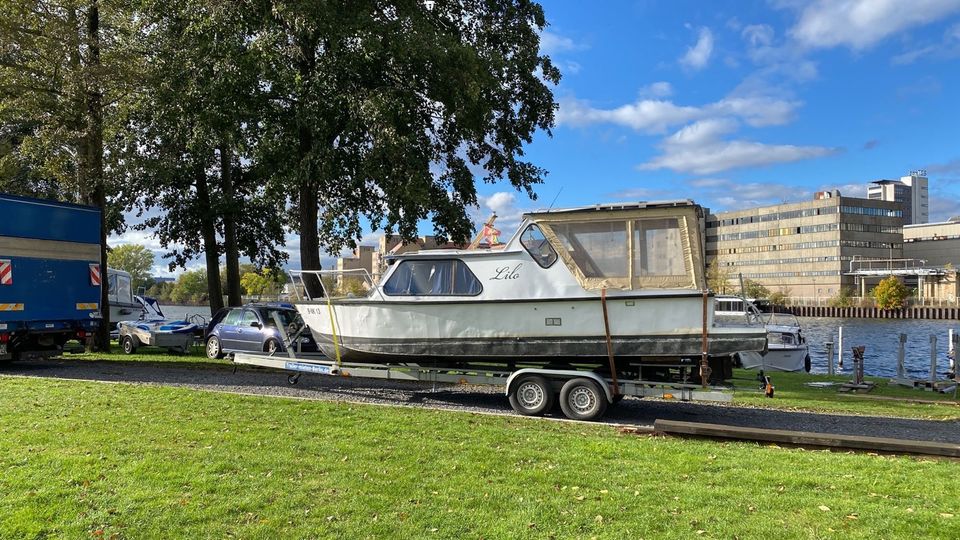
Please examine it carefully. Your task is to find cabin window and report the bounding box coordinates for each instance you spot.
[551,221,628,278]
[109,273,132,302]
[383,260,482,296]
[520,224,558,268]
[633,218,685,278]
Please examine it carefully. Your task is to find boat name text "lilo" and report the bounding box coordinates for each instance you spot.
[490,264,523,280]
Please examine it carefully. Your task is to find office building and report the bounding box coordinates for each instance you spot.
[903,218,960,267]
[867,171,929,224]
[705,193,903,298]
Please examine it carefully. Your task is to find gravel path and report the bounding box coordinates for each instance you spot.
[3,358,959,444]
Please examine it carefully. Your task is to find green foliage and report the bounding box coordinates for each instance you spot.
[169,269,209,305]
[706,259,732,293]
[240,268,286,300]
[145,280,175,302]
[767,289,790,306]
[108,244,155,292]
[827,287,856,308]
[873,275,911,309]
[741,279,770,299]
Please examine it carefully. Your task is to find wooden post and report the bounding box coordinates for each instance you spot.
[897,333,907,380]
[930,334,937,386]
[826,342,834,376]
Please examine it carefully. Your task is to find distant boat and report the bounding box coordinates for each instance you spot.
[715,296,810,372]
[107,268,143,323]
[291,201,768,383]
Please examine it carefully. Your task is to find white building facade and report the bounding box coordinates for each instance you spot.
[867,171,929,225]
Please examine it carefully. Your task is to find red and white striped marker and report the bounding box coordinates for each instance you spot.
[89,263,101,286]
[0,260,11,285]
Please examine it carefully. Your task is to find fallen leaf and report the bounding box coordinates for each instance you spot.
[940,513,954,518]
[846,514,859,520]
[818,505,830,512]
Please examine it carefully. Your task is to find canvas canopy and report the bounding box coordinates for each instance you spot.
[527,203,706,291]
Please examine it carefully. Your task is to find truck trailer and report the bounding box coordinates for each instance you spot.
[0,193,102,361]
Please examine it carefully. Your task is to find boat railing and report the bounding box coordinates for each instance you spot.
[288,269,385,302]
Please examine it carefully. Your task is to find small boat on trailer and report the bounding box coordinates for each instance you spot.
[291,201,766,381]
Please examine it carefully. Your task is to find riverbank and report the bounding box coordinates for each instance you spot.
[788,305,960,320]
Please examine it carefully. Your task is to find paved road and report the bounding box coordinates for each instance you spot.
[3,358,959,444]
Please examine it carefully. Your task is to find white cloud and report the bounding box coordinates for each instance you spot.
[557,94,800,133]
[557,96,702,133]
[638,81,673,98]
[742,24,775,47]
[788,0,960,50]
[540,30,582,55]
[476,191,529,235]
[679,27,714,70]
[640,119,838,175]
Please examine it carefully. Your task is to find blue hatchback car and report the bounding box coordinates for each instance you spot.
[205,303,318,358]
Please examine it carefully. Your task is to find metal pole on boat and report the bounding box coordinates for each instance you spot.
[949,328,956,372]
[930,334,937,386]
[897,333,907,381]
[838,326,844,369]
[825,342,834,376]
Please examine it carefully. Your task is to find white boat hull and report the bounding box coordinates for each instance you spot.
[296,295,767,365]
[738,345,809,372]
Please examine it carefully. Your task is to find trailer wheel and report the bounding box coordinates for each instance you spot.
[121,335,139,355]
[559,378,608,421]
[508,375,555,416]
[206,336,224,359]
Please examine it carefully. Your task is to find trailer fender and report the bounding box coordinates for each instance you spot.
[505,369,614,404]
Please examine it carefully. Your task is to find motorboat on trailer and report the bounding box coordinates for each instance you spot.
[288,200,767,384]
[715,296,810,372]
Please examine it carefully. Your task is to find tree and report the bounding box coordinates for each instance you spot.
[108,243,154,292]
[742,279,770,299]
[706,259,732,293]
[169,269,208,305]
[828,286,856,308]
[0,0,136,350]
[873,275,911,310]
[767,288,791,306]
[256,1,560,293]
[240,268,286,300]
[117,1,286,311]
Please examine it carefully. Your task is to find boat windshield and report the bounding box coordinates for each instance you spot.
[520,224,558,268]
[109,273,132,303]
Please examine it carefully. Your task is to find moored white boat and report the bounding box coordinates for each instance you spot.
[715,296,810,372]
[292,201,768,383]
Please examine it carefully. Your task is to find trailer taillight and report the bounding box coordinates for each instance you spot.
[76,330,86,339]
[0,334,8,344]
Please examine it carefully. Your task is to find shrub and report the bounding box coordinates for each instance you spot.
[873,275,911,309]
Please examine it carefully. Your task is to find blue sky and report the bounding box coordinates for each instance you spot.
[114,0,960,276]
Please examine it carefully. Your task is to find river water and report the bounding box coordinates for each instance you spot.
[800,317,958,378]
[155,305,956,379]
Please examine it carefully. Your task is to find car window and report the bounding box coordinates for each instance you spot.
[262,309,296,327]
[223,309,242,326]
[241,310,259,325]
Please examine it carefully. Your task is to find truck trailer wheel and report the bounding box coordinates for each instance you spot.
[508,375,555,416]
[559,378,608,421]
[121,335,139,355]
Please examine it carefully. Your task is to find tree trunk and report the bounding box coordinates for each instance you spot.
[221,144,242,306]
[297,124,324,298]
[86,1,110,351]
[195,166,224,313]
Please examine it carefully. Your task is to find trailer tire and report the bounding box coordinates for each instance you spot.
[121,335,139,355]
[559,378,608,421]
[206,336,224,359]
[508,375,555,416]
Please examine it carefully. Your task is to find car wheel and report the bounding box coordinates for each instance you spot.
[206,336,224,359]
[264,339,281,355]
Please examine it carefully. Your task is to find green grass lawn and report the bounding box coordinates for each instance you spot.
[731,370,960,420]
[0,377,958,539]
